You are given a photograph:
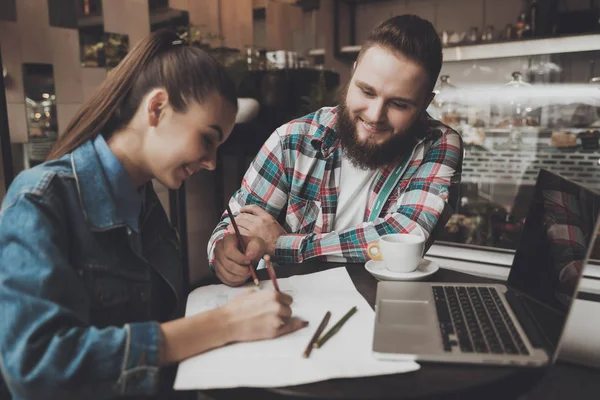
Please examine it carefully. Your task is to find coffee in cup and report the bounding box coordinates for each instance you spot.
[366,233,425,273]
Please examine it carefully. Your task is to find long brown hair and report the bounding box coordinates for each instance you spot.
[47,30,237,160]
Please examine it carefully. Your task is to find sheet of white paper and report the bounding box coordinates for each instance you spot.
[174,267,420,390]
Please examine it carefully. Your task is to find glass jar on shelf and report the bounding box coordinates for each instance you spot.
[493,72,538,150]
[591,77,600,127]
[429,75,463,129]
[503,71,533,126]
[569,77,600,129]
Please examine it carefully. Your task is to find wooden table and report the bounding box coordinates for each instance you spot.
[189,261,600,400]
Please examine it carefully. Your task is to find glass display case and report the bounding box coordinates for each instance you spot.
[427,54,600,262]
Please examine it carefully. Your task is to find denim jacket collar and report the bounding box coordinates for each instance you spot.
[71,139,128,231]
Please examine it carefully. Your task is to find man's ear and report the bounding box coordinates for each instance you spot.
[146,88,169,128]
[420,92,436,121]
[424,91,435,110]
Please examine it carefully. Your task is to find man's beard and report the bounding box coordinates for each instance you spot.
[337,98,423,170]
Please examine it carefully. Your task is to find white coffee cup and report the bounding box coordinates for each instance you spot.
[366,233,425,273]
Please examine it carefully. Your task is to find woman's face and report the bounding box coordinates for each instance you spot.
[145,91,237,189]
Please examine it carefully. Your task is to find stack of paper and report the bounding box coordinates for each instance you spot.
[174,267,420,390]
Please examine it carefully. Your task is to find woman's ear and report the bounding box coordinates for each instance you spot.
[146,88,169,128]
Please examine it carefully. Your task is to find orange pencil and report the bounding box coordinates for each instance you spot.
[226,205,259,287]
[263,254,280,292]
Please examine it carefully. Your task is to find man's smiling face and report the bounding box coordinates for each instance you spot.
[338,45,433,169]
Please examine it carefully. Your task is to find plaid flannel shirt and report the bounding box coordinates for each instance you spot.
[208,106,463,266]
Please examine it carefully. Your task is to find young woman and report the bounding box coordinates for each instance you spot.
[0,30,307,399]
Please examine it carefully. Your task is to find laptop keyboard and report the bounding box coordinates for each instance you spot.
[432,286,529,355]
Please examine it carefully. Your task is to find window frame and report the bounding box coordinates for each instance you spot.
[428,243,600,295]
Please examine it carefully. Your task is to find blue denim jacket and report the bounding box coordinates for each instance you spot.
[0,139,183,399]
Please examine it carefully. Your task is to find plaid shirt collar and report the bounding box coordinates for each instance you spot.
[309,106,341,155]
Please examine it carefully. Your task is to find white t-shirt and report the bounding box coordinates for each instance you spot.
[327,152,379,262]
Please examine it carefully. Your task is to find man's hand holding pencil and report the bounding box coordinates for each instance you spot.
[213,233,266,287]
[212,206,267,287]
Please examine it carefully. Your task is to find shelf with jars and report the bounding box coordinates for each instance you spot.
[336,0,600,62]
[440,33,600,62]
[340,33,600,61]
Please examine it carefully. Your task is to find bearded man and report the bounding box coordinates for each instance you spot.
[208,14,463,286]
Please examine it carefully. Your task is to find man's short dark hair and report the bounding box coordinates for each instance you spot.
[357,15,442,93]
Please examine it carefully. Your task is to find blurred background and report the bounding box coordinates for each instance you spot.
[0,0,599,285]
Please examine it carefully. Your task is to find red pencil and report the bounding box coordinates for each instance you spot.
[303,311,331,358]
[226,205,259,286]
[263,254,280,292]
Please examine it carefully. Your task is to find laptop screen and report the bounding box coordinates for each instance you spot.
[507,169,600,351]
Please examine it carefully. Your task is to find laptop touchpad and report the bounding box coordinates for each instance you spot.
[378,300,430,326]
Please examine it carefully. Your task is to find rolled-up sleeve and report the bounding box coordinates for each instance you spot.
[0,192,162,399]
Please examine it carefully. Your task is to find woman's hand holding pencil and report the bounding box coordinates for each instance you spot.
[222,289,309,342]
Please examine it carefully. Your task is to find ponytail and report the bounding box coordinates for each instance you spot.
[47,30,237,160]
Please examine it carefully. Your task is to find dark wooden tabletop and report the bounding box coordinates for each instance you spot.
[191,261,600,400]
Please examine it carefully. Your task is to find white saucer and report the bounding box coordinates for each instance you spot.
[365,258,439,281]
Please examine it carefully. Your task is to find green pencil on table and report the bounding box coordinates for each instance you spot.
[313,306,358,349]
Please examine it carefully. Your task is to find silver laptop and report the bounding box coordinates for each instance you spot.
[373,169,600,366]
